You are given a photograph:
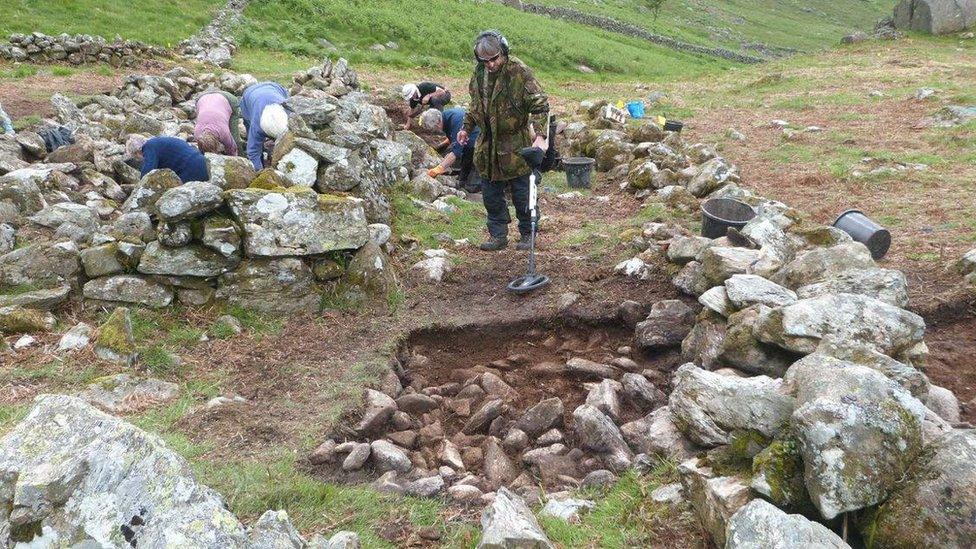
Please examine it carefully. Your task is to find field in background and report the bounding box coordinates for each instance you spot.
[533,0,893,52]
[0,0,223,46]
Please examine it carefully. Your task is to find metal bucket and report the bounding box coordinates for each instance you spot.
[833,209,891,259]
[563,157,595,188]
[700,198,756,238]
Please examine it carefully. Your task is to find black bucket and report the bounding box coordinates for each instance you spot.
[833,209,891,259]
[664,120,683,133]
[700,198,756,239]
[563,157,595,188]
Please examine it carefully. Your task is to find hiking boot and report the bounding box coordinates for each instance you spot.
[479,236,508,251]
[516,234,533,251]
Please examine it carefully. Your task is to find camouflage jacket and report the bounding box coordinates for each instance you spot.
[462,56,549,181]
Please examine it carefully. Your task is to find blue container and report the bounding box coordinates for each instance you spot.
[626,101,645,119]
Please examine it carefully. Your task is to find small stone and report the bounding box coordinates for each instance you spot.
[650,483,684,504]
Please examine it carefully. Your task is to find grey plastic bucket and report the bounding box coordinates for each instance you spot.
[563,157,595,188]
[833,209,891,259]
[700,198,756,239]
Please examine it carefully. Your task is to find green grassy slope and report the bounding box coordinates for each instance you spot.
[0,0,224,46]
[532,0,893,52]
[235,0,732,82]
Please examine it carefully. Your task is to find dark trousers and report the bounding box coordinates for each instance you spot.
[482,174,534,239]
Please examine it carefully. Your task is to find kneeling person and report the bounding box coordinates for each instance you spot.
[419,107,480,192]
[126,135,209,183]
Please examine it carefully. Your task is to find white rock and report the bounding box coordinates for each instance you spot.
[57,322,93,352]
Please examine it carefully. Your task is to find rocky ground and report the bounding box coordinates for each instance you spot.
[0,28,975,549]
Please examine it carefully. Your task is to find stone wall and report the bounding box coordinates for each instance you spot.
[0,32,161,66]
[179,0,249,67]
[494,0,770,64]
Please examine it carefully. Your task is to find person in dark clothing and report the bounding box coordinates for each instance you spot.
[401,82,451,130]
[419,108,480,192]
[125,135,209,183]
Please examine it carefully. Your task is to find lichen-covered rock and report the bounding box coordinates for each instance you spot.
[81,242,126,278]
[29,202,97,231]
[0,240,80,288]
[667,235,713,264]
[0,395,251,547]
[478,487,554,549]
[94,306,137,365]
[815,340,930,398]
[726,499,850,549]
[248,509,306,548]
[155,181,224,222]
[718,306,797,378]
[678,457,754,548]
[572,404,633,470]
[83,275,174,308]
[754,293,925,356]
[785,353,928,519]
[688,157,737,197]
[701,246,761,286]
[772,242,875,289]
[0,285,71,310]
[698,286,734,317]
[621,406,698,460]
[276,147,319,187]
[216,258,319,315]
[225,188,368,257]
[121,168,182,214]
[724,274,797,309]
[205,153,255,190]
[669,363,796,447]
[635,299,695,349]
[77,373,180,413]
[0,167,48,216]
[796,267,909,308]
[113,211,155,242]
[137,241,238,277]
[0,305,55,334]
[333,241,395,308]
[681,310,727,369]
[673,260,710,296]
[199,215,242,259]
[859,429,976,548]
[750,437,809,511]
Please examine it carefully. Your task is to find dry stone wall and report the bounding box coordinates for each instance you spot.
[0,32,160,66]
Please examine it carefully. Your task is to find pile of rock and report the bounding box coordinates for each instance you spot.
[589,114,973,545]
[310,331,672,506]
[0,394,361,548]
[290,58,360,97]
[0,32,159,66]
[178,0,248,67]
[1,59,461,355]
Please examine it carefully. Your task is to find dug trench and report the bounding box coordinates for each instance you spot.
[305,315,684,498]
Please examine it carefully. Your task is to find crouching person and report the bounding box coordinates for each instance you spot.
[125,135,209,183]
[419,107,481,193]
[240,81,290,170]
[194,88,242,156]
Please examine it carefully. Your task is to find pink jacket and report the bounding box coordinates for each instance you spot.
[194,93,237,156]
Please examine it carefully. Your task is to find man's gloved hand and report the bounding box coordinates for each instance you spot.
[427,165,447,178]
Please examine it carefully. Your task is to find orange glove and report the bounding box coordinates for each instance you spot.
[427,165,447,178]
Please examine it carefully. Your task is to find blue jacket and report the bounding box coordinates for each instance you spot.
[140,137,209,183]
[442,108,478,159]
[240,82,289,170]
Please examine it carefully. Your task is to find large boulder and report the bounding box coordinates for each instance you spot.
[754,293,925,357]
[573,404,633,470]
[621,406,698,460]
[635,299,695,349]
[216,258,319,315]
[0,241,80,288]
[332,241,395,307]
[669,363,796,447]
[859,429,976,548]
[0,168,47,217]
[121,169,182,214]
[205,153,255,190]
[137,241,238,277]
[726,499,850,549]
[477,487,554,549]
[785,353,928,519]
[795,267,909,308]
[29,202,97,231]
[155,181,224,222]
[687,157,737,197]
[701,247,761,286]
[679,457,754,548]
[893,0,976,35]
[83,275,174,308]
[0,395,251,547]
[724,274,797,310]
[681,310,727,369]
[225,188,368,257]
[772,242,874,290]
[718,306,797,378]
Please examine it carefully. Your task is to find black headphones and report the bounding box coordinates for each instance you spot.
[473,30,510,63]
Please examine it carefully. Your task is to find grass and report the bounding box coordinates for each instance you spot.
[531,0,892,53]
[543,464,698,548]
[237,0,732,83]
[391,187,486,250]
[0,0,224,46]
[557,201,697,261]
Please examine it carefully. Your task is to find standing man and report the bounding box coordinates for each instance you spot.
[240,81,290,170]
[194,88,242,156]
[419,107,480,193]
[401,82,451,130]
[457,30,550,251]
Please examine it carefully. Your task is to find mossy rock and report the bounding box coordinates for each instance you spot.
[751,436,814,514]
[94,307,136,365]
[704,430,770,477]
[248,168,291,190]
[270,131,297,167]
[0,305,54,334]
